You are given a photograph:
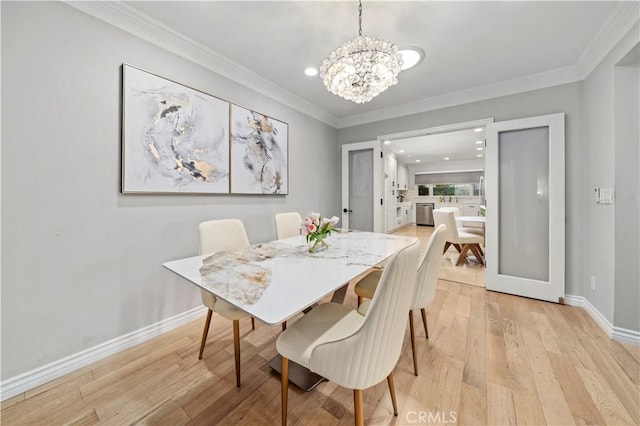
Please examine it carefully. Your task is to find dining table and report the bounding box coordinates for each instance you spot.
[163,230,417,390]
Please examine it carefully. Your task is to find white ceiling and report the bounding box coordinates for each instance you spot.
[388,127,486,164]
[120,0,622,125]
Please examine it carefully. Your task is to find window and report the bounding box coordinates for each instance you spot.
[432,183,480,196]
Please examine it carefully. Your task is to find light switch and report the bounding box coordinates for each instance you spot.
[595,187,613,204]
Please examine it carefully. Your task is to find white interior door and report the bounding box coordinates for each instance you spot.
[341,141,383,232]
[485,113,565,303]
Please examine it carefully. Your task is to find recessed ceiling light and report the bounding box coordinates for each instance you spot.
[398,149,405,153]
[474,128,483,132]
[384,140,391,145]
[477,154,483,158]
[397,47,425,71]
[304,67,318,76]
[444,157,450,160]
[476,147,483,151]
[476,140,483,144]
[416,159,421,163]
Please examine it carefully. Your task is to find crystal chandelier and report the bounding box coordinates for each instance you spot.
[320,0,402,104]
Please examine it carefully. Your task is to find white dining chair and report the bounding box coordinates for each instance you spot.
[276,242,420,426]
[275,212,303,240]
[439,206,484,237]
[354,225,448,375]
[433,209,484,266]
[198,218,254,387]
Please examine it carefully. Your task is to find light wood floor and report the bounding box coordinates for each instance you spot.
[2,230,639,425]
[394,225,485,288]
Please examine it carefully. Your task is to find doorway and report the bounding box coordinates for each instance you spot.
[378,119,493,288]
[341,141,383,232]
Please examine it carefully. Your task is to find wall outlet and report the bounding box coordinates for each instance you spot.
[590,276,596,291]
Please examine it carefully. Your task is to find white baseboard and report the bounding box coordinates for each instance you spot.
[565,294,640,346]
[0,305,207,401]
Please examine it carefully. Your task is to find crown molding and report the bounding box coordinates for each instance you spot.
[576,1,640,79]
[66,1,637,131]
[64,1,339,128]
[336,66,579,128]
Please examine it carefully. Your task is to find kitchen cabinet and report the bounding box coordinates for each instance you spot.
[397,164,409,190]
[385,154,397,232]
[463,204,483,228]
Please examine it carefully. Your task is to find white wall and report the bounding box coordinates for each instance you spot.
[338,83,585,298]
[1,2,340,379]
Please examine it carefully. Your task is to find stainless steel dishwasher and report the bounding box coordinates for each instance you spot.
[416,203,434,226]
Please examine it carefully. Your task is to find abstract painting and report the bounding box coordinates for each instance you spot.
[230,104,288,194]
[122,64,230,194]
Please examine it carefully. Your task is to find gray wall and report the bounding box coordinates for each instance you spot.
[584,20,639,330]
[339,83,586,298]
[1,2,339,379]
[614,62,639,330]
[584,24,639,329]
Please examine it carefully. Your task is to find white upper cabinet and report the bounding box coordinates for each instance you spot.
[397,163,409,190]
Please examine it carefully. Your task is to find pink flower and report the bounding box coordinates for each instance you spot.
[299,225,309,236]
[307,223,317,233]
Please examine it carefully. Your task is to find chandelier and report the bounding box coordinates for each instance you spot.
[320,0,402,104]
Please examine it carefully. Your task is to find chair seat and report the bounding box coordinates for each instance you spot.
[276,302,364,369]
[201,291,248,320]
[458,226,484,237]
[456,231,484,244]
[353,269,383,299]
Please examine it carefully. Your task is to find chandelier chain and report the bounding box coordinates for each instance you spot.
[358,0,363,36]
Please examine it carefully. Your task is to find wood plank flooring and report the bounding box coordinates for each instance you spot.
[2,227,638,425]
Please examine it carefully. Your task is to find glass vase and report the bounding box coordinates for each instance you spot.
[308,235,329,253]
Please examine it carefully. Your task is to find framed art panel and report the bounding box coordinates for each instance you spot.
[230,104,288,194]
[122,64,230,194]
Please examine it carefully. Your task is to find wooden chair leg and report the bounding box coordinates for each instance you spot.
[456,244,471,266]
[281,321,287,331]
[387,373,398,416]
[233,320,241,387]
[354,389,364,426]
[443,242,451,254]
[476,243,484,257]
[453,243,463,253]
[198,309,213,360]
[281,356,289,426]
[357,295,362,307]
[420,308,429,339]
[251,317,255,330]
[409,311,418,376]
[471,244,485,265]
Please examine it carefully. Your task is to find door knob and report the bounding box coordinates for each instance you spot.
[343,208,353,213]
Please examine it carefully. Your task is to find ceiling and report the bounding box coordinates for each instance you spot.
[120,1,622,126]
[75,1,631,163]
[387,127,486,165]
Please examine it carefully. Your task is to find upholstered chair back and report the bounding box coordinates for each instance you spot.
[309,242,420,390]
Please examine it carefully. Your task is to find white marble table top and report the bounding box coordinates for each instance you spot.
[163,231,417,325]
[455,216,486,223]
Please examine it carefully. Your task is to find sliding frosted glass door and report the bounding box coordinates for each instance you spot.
[485,113,565,303]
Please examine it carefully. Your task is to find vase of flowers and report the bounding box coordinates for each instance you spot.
[300,212,340,253]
